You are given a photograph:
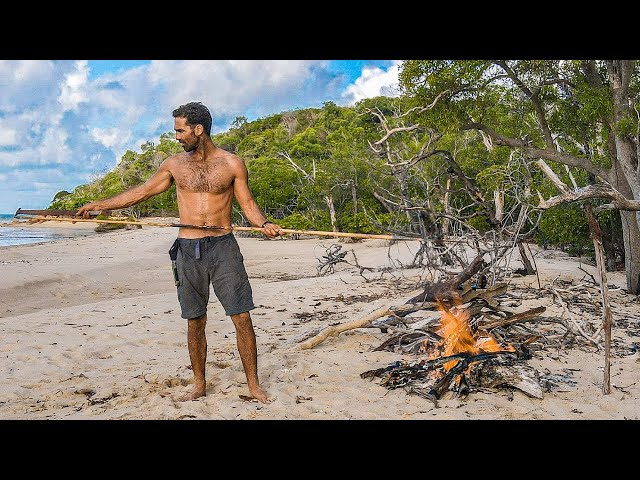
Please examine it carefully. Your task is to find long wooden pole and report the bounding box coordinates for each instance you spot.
[11,214,419,241]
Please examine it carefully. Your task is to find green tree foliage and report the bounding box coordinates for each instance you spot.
[52,190,71,201]
[245,155,299,218]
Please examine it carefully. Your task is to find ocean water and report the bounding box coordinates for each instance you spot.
[0,213,95,247]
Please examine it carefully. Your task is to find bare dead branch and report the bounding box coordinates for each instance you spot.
[278,151,309,178]
[537,183,640,211]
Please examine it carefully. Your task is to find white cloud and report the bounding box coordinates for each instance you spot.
[0,128,17,147]
[90,127,130,150]
[341,60,402,105]
[36,126,73,165]
[0,149,34,168]
[147,60,320,120]
[10,60,53,82]
[58,61,89,111]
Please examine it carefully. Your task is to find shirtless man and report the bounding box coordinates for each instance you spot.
[77,101,281,404]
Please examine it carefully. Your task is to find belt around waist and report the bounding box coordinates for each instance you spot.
[177,232,233,244]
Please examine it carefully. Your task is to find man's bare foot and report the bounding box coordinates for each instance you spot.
[176,388,206,402]
[248,385,271,404]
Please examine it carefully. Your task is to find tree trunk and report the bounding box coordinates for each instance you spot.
[324,194,338,234]
[351,183,358,215]
[601,214,619,272]
[601,230,616,272]
[610,151,640,294]
[607,60,640,294]
[584,205,612,395]
[442,177,451,236]
[373,191,394,214]
[494,189,504,223]
[620,209,640,294]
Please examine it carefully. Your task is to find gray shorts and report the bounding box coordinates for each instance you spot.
[169,233,255,319]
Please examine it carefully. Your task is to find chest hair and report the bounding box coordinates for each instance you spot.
[179,160,230,193]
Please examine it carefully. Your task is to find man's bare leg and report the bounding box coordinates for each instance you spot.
[178,314,207,401]
[231,311,270,404]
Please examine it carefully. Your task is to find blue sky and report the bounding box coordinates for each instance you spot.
[0,60,402,213]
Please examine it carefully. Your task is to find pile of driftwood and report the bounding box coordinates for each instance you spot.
[290,253,622,406]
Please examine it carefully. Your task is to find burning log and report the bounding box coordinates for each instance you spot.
[425,351,515,402]
[370,282,508,330]
[370,304,546,356]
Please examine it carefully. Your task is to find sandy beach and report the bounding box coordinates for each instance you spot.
[1,219,638,421]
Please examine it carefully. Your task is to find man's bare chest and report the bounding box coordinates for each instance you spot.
[172,161,233,194]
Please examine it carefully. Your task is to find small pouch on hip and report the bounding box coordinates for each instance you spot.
[168,239,182,286]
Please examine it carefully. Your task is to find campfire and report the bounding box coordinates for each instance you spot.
[360,286,546,406]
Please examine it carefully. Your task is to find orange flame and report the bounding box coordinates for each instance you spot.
[433,299,515,375]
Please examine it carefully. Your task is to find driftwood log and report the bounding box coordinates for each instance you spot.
[291,305,392,351]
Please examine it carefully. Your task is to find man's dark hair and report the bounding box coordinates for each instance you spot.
[173,102,213,136]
